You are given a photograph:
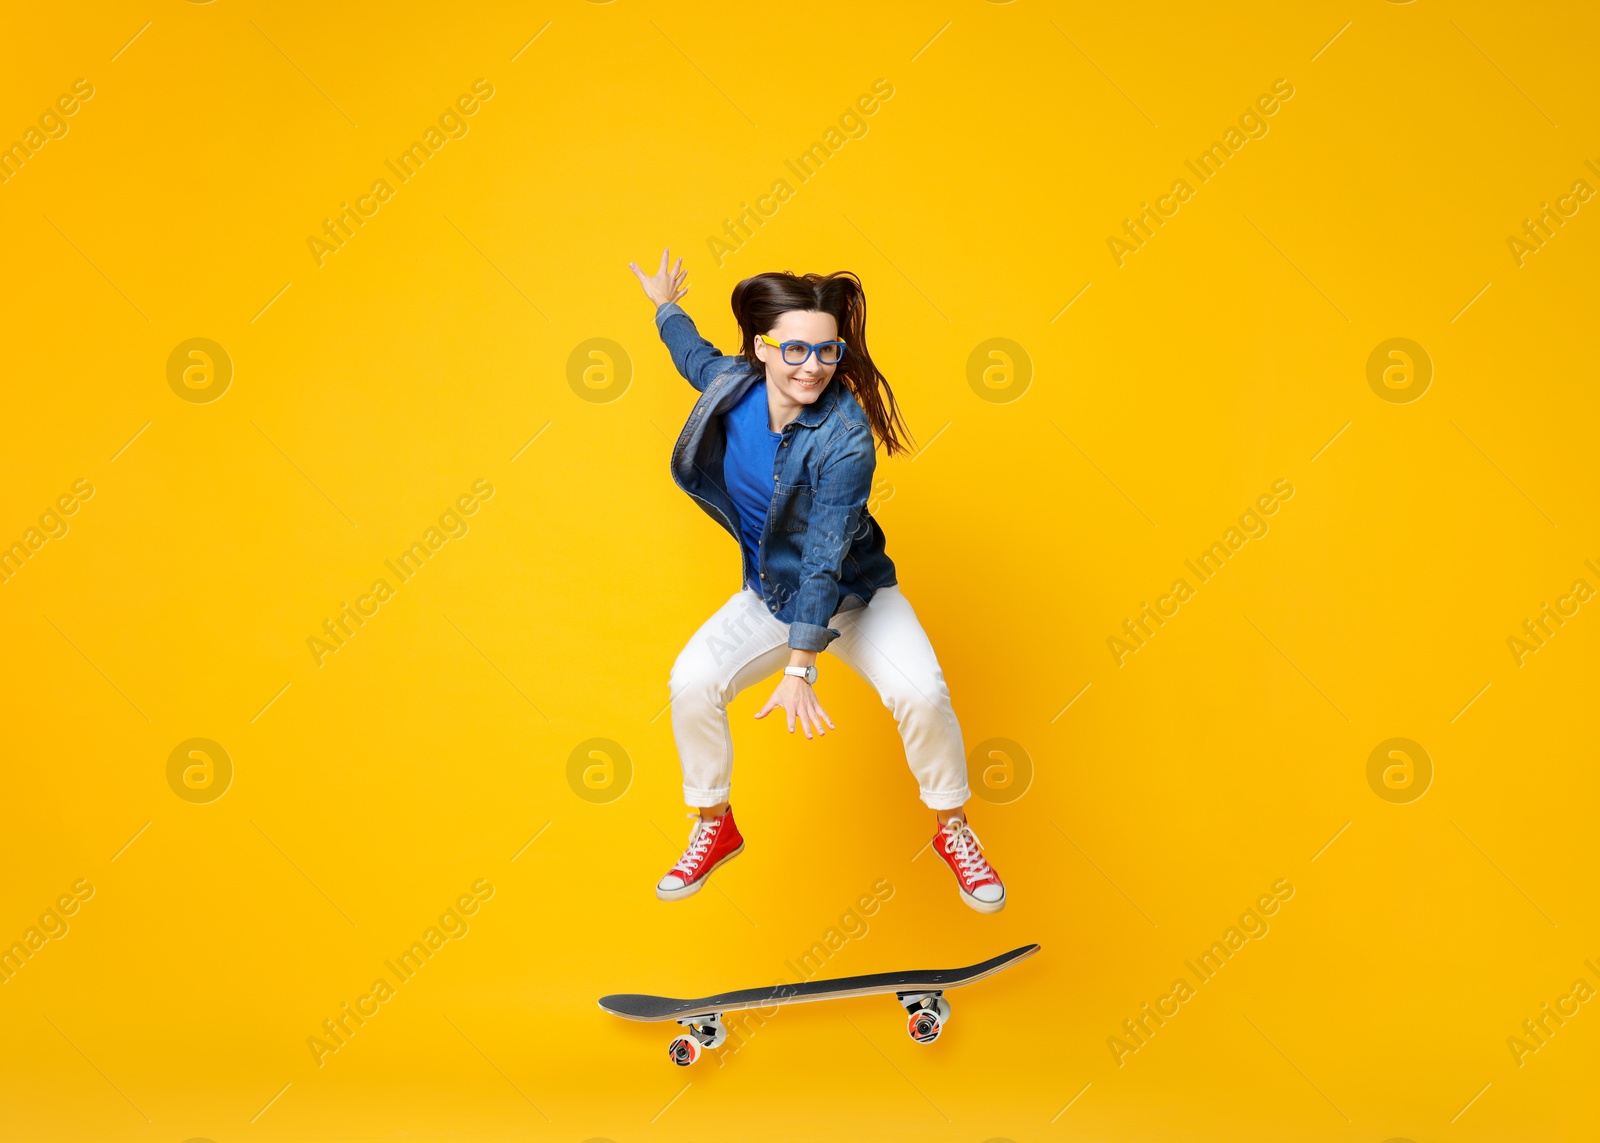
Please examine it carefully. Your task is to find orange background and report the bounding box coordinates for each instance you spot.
[2,1,1597,1140]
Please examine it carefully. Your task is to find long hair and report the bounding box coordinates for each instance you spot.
[729,270,916,458]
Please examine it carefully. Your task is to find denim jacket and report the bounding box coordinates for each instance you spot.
[655,301,896,651]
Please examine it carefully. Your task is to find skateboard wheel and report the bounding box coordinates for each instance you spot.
[668,1035,701,1066]
[907,1010,942,1044]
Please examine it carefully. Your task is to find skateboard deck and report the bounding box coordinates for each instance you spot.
[600,943,1039,1065]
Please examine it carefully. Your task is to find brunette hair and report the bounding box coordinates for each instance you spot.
[730,270,916,458]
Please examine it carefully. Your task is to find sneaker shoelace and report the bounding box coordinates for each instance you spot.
[942,818,995,883]
[671,812,721,877]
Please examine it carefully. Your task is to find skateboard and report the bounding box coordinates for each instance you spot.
[599,943,1039,1065]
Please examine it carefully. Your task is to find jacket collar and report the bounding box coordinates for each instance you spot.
[718,364,841,430]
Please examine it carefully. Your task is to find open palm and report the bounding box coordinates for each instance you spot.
[628,247,690,308]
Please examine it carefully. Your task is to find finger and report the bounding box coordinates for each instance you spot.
[814,701,834,729]
[658,248,669,272]
[754,698,772,719]
[786,707,795,733]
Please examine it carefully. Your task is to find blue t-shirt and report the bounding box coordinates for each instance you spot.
[722,380,783,590]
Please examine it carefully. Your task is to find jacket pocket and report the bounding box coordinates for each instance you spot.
[772,483,813,532]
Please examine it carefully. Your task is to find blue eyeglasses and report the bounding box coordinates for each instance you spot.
[758,333,847,366]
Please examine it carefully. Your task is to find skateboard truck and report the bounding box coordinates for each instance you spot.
[668,1013,726,1066]
[897,991,951,1045]
[665,992,952,1064]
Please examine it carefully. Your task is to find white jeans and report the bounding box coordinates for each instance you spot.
[668,584,971,810]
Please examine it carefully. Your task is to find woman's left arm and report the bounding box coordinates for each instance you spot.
[785,422,876,654]
[753,424,875,739]
[753,422,876,737]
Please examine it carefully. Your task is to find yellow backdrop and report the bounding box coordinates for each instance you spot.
[3,1,1596,1140]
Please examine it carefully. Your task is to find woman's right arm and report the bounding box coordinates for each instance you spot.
[630,248,732,393]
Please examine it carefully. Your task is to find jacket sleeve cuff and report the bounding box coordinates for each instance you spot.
[654,301,688,331]
[787,621,840,652]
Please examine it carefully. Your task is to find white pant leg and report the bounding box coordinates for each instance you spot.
[828,584,971,810]
[669,588,791,806]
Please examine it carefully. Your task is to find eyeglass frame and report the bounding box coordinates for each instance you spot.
[757,332,848,366]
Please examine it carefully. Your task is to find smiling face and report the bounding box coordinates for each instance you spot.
[752,309,840,408]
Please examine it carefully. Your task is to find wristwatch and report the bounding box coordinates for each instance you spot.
[784,664,818,685]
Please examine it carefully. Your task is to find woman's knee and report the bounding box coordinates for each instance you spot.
[880,670,954,724]
[669,652,726,711]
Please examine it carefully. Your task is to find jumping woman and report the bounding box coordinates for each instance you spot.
[626,248,1007,914]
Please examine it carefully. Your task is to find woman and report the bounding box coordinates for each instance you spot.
[626,249,1007,914]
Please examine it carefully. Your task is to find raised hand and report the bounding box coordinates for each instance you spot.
[628,247,690,309]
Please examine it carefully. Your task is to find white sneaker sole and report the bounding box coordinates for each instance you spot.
[655,841,745,901]
[959,884,1006,914]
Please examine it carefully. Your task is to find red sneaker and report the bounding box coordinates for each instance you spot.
[932,816,1006,913]
[656,808,745,901]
